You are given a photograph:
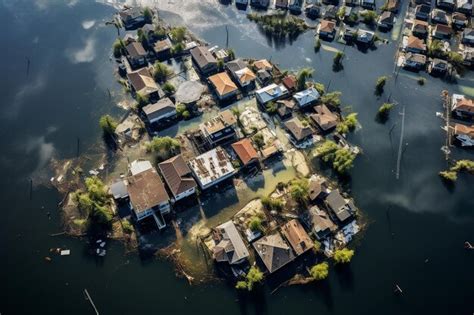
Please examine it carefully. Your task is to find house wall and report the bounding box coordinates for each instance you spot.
[174,187,196,201]
[148,110,177,124]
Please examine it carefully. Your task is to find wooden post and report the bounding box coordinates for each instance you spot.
[84,289,100,315]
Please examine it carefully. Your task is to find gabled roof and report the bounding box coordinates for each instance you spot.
[281,219,313,256]
[214,221,249,264]
[379,11,395,24]
[154,38,172,53]
[235,67,257,84]
[454,123,474,138]
[308,206,337,236]
[282,75,297,90]
[226,58,247,74]
[284,117,314,141]
[253,232,295,273]
[143,97,176,119]
[294,87,320,106]
[209,72,238,96]
[231,138,259,165]
[412,19,429,32]
[256,84,288,104]
[311,104,339,131]
[190,46,217,69]
[127,68,158,96]
[320,20,336,33]
[308,176,327,200]
[433,24,452,35]
[158,154,197,198]
[406,52,427,64]
[325,189,352,222]
[407,35,426,50]
[453,94,474,113]
[127,168,170,213]
[126,41,147,58]
[253,59,273,71]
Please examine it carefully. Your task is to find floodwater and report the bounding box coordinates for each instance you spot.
[1,1,473,314]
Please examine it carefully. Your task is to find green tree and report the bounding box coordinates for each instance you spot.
[315,140,356,173]
[76,176,113,226]
[297,68,314,91]
[246,266,264,290]
[447,52,464,70]
[290,179,309,204]
[249,217,263,232]
[439,170,457,182]
[162,82,176,95]
[146,136,181,160]
[112,39,125,58]
[337,6,346,22]
[136,93,149,109]
[227,48,236,60]
[143,7,153,23]
[265,101,278,114]
[235,281,248,290]
[313,241,322,253]
[171,42,185,55]
[375,76,388,96]
[217,59,225,71]
[333,248,355,264]
[333,51,344,71]
[336,113,358,134]
[314,38,321,52]
[253,133,265,149]
[310,262,329,281]
[99,115,118,135]
[137,28,148,46]
[261,196,283,211]
[360,10,377,25]
[170,26,186,43]
[153,62,172,82]
[314,82,325,95]
[428,39,445,58]
[377,102,394,122]
[321,91,342,108]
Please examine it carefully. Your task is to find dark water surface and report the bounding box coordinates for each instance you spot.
[1,1,473,314]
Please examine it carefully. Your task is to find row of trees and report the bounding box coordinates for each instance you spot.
[247,12,308,38]
[439,159,474,182]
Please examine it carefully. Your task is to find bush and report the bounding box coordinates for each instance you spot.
[122,219,134,234]
[314,38,321,52]
[146,136,181,160]
[377,102,394,121]
[227,48,236,60]
[235,266,264,291]
[375,76,388,96]
[247,12,308,38]
[360,10,377,24]
[310,262,329,280]
[249,217,263,232]
[314,82,325,95]
[170,26,186,43]
[162,82,176,95]
[417,77,426,85]
[439,170,457,182]
[333,248,354,264]
[315,140,356,173]
[290,179,309,204]
[261,196,283,211]
[143,7,153,23]
[428,39,445,58]
[99,115,118,135]
[176,103,187,118]
[265,101,278,114]
[136,93,149,109]
[450,160,474,173]
[336,113,358,134]
[153,62,172,82]
[313,241,322,253]
[182,110,191,120]
[112,39,125,58]
[297,68,314,91]
[333,51,344,67]
[321,91,342,108]
[253,133,265,149]
[217,59,225,71]
[171,42,185,55]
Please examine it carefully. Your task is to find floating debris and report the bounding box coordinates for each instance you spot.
[60,250,71,256]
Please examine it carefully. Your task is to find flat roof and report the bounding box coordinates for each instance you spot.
[188,147,235,187]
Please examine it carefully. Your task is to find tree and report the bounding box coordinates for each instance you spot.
[313,241,322,253]
[439,170,457,182]
[249,217,263,232]
[360,10,377,25]
[375,76,388,96]
[143,7,153,23]
[447,52,464,71]
[227,48,236,60]
[253,133,265,149]
[428,39,445,58]
[315,140,356,174]
[170,26,186,43]
[136,93,149,109]
[112,39,125,58]
[171,42,185,55]
[321,91,342,108]
[314,38,321,52]
[235,266,264,291]
[297,68,314,91]
[137,28,148,46]
[337,6,346,22]
[162,82,176,95]
[377,103,394,122]
[235,281,248,290]
[76,176,113,226]
[314,82,325,95]
[333,248,354,264]
[265,101,278,114]
[153,62,172,82]
[333,51,344,71]
[99,115,118,135]
[336,113,358,134]
[261,196,283,211]
[146,136,181,160]
[290,179,309,204]
[310,262,329,281]
[217,59,225,71]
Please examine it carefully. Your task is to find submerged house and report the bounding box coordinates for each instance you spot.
[188,147,236,189]
[462,28,474,46]
[190,46,218,76]
[231,138,259,167]
[293,87,320,108]
[325,189,355,225]
[127,166,170,229]
[142,97,176,124]
[415,4,431,20]
[431,9,449,24]
[282,75,297,92]
[378,11,395,29]
[452,94,474,119]
[208,72,239,101]
[405,35,427,54]
[432,24,452,39]
[403,53,427,70]
[318,20,336,40]
[256,84,289,106]
[412,20,429,38]
[234,67,257,88]
[452,12,468,29]
[306,206,338,240]
[125,42,147,69]
[158,154,197,201]
[119,7,146,30]
[127,67,160,101]
[310,104,339,132]
[284,117,314,146]
[200,109,238,147]
[289,0,304,13]
[455,0,472,15]
[428,58,449,76]
[251,0,271,8]
[308,175,328,201]
[213,221,250,265]
[253,232,296,273]
[153,38,172,61]
[275,0,289,9]
[453,124,474,146]
[281,219,313,256]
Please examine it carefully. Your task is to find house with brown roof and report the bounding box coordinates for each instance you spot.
[213,221,250,265]
[190,46,218,76]
[234,67,256,88]
[306,206,338,240]
[403,52,427,70]
[452,12,468,29]
[158,154,197,201]
[200,109,238,146]
[405,35,427,54]
[284,117,315,147]
[253,59,273,72]
[412,20,429,38]
[127,166,170,229]
[308,175,328,201]
[432,24,452,39]
[277,99,296,120]
[127,67,160,101]
[282,75,297,92]
[253,232,296,273]
[310,104,339,132]
[281,219,313,256]
[275,0,289,9]
[384,0,400,12]
[453,123,474,146]
[452,94,474,119]
[231,138,259,166]
[142,97,176,124]
[209,72,238,100]
[318,20,336,40]
[153,38,172,61]
[125,41,147,69]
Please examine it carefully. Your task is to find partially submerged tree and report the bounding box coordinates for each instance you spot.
[333,248,355,264]
[235,266,264,291]
[375,76,388,96]
[315,140,356,174]
[333,51,344,71]
[336,113,358,134]
[321,91,342,108]
[162,82,176,96]
[153,62,172,82]
[290,179,309,204]
[99,115,118,135]
[170,26,186,43]
[75,176,113,227]
[112,39,125,58]
[310,262,329,281]
[376,102,394,122]
[249,217,263,232]
[143,7,153,23]
[253,133,265,149]
[297,68,314,91]
[360,10,377,25]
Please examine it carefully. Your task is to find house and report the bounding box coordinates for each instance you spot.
[127,167,170,229]
[127,67,160,101]
[188,147,236,189]
[431,9,449,24]
[256,84,289,105]
[432,24,452,39]
[282,75,297,92]
[200,109,238,146]
[455,0,472,15]
[226,58,248,79]
[275,0,289,9]
[125,42,147,68]
[428,58,449,76]
[415,4,431,20]
[452,12,468,29]
[153,38,172,60]
[130,159,153,176]
[453,124,474,146]
[343,27,358,42]
[208,72,238,100]
[357,29,375,44]
[142,97,176,124]
[234,67,257,88]
[256,69,273,86]
[253,232,296,273]
[437,0,455,10]
[213,221,250,265]
[452,94,474,119]
[276,99,296,120]
[462,28,474,46]
[310,104,339,132]
[318,20,336,40]
[119,7,145,30]
[293,87,320,108]
[231,138,259,166]
[284,117,314,146]
[213,49,230,62]
[308,175,328,201]
[462,49,474,66]
[281,219,313,256]
[412,20,429,38]
[250,0,271,8]
[325,189,355,225]
[361,0,376,9]
[253,59,273,72]
[378,11,395,29]
[345,0,359,6]
[289,0,304,14]
[405,35,427,54]
[305,4,321,19]
[122,33,138,45]
[158,154,197,201]
[261,144,280,160]
[306,206,337,240]
[384,0,399,12]
[403,53,427,70]
[190,46,218,76]
[323,5,338,21]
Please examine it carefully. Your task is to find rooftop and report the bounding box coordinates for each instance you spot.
[201,109,237,135]
[209,72,238,96]
[311,104,339,131]
[293,87,320,107]
[126,41,146,58]
[284,117,314,141]
[320,20,336,33]
[127,168,170,213]
[143,97,175,118]
[231,138,259,165]
[281,219,313,256]
[190,46,217,69]
[158,154,197,198]
[253,232,295,273]
[253,59,273,71]
[213,221,250,264]
[127,67,159,95]
[454,123,474,137]
[325,189,353,223]
[235,67,256,84]
[188,147,235,187]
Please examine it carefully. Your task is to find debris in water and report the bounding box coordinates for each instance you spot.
[60,250,71,256]
[45,257,52,262]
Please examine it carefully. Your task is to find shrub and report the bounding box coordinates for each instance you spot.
[439,170,457,182]
[290,179,309,204]
[153,62,172,82]
[310,262,329,280]
[170,26,186,43]
[297,68,314,91]
[112,39,125,58]
[360,10,377,25]
[417,77,426,85]
[99,115,118,135]
[265,101,278,114]
[171,42,185,55]
[122,219,134,234]
[162,82,176,95]
[333,51,344,67]
[261,196,283,211]
[321,91,342,107]
[143,7,153,23]
[315,140,356,173]
[249,217,263,232]
[333,248,354,264]
[146,136,181,160]
[313,241,322,253]
[314,82,325,95]
[375,76,388,96]
[253,133,265,149]
[136,93,149,109]
[314,38,321,52]
[377,102,394,122]
[336,113,358,134]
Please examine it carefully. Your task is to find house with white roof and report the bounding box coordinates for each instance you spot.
[188,147,236,189]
